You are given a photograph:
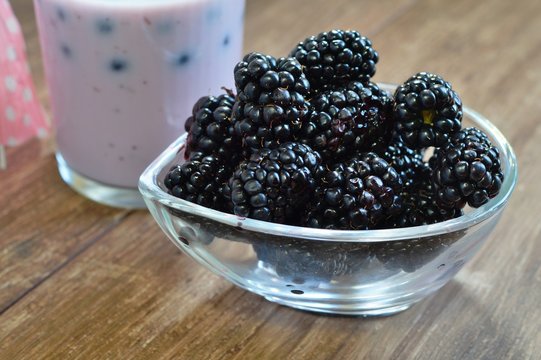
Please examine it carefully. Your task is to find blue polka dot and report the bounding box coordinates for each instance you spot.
[223,35,230,46]
[110,58,129,72]
[96,18,114,35]
[206,7,222,22]
[176,53,191,66]
[56,7,66,22]
[155,21,173,34]
[60,44,72,58]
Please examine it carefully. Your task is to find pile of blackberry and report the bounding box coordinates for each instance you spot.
[165,29,504,233]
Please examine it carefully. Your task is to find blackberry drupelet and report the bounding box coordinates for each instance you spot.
[304,153,403,230]
[226,142,322,224]
[394,72,463,148]
[380,136,429,190]
[290,29,378,90]
[300,81,394,162]
[232,52,310,150]
[164,155,231,210]
[184,92,240,161]
[431,127,503,209]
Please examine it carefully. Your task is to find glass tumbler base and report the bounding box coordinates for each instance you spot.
[56,152,146,209]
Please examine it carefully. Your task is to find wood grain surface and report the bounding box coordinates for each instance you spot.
[1,0,540,359]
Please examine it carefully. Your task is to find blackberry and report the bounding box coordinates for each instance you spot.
[232,52,310,150]
[290,29,378,90]
[394,72,462,148]
[304,153,402,230]
[372,231,465,273]
[164,155,230,210]
[380,136,429,190]
[431,127,503,209]
[226,142,322,224]
[384,180,463,228]
[252,238,372,281]
[184,92,241,161]
[300,81,394,162]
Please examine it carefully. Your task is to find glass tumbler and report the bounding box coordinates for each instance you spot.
[33,0,245,208]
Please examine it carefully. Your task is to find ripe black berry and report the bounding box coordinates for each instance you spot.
[252,238,371,281]
[394,72,462,148]
[164,155,231,210]
[184,92,242,162]
[431,127,503,209]
[380,136,429,191]
[300,81,394,162]
[290,29,378,90]
[226,142,322,224]
[304,153,402,229]
[232,53,310,151]
[383,178,462,228]
[372,231,465,273]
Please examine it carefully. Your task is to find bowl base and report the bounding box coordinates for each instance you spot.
[264,295,413,317]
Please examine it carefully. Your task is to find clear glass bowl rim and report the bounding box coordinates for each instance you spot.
[139,83,518,243]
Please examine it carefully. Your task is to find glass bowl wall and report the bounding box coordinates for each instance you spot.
[139,84,518,316]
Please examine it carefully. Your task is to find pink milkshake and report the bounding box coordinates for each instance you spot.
[33,0,245,207]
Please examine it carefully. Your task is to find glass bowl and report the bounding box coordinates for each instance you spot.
[139,84,518,316]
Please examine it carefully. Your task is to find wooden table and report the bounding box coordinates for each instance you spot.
[2,0,540,358]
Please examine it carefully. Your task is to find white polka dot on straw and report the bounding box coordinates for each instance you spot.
[5,17,19,34]
[6,46,17,61]
[0,145,5,170]
[23,114,32,126]
[37,128,48,138]
[22,87,33,102]
[7,137,18,146]
[4,76,17,92]
[5,106,16,121]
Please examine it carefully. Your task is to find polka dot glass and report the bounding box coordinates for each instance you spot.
[32,0,244,207]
